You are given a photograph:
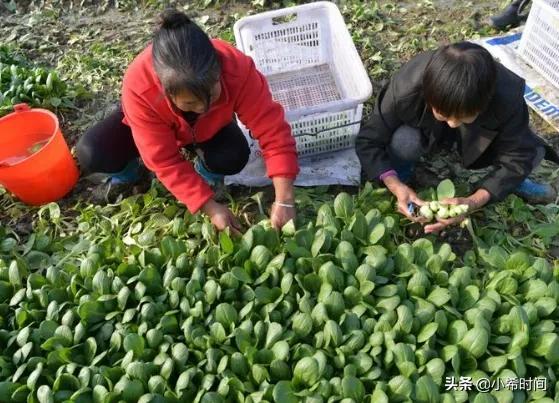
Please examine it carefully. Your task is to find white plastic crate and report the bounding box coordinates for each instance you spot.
[517,0,559,90]
[234,1,372,157]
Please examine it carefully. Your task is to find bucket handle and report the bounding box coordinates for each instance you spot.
[13,103,31,113]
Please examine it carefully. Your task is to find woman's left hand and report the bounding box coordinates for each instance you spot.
[270,202,296,230]
[271,177,296,230]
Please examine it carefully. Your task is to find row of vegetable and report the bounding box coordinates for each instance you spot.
[0,181,558,402]
[0,45,83,116]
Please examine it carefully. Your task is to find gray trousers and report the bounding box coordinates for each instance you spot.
[389,125,544,171]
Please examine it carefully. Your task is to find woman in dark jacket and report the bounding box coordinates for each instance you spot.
[356,42,557,234]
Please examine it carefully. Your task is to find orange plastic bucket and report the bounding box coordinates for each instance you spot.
[0,104,79,205]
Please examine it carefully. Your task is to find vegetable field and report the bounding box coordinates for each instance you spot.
[1,182,559,402]
[1,1,559,402]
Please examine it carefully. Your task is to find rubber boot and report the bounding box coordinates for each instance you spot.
[109,158,143,184]
[194,157,225,188]
[514,178,557,204]
[194,157,228,201]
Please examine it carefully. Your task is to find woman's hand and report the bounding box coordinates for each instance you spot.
[424,189,491,234]
[271,177,296,230]
[201,199,241,235]
[271,202,296,229]
[383,175,426,221]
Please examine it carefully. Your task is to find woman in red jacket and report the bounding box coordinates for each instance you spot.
[76,9,299,233]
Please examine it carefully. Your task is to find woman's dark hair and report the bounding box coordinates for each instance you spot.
[152,9,220,110]
[423,42,497,118]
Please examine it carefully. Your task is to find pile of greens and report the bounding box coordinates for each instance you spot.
[0,46,83,116]
[0,183,558,402]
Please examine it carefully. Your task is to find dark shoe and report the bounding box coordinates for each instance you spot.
[490,3,522,29]
[89,177,152,204]
[85,159,152,204]
[514,178,557,204]
[89,181,133,204]
[490,0,530,30]
[83,158,145,185]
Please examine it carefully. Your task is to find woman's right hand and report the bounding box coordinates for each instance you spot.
[383,175,426,221]
[201,199,241,235]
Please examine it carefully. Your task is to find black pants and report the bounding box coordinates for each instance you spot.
[76,107,250,176]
